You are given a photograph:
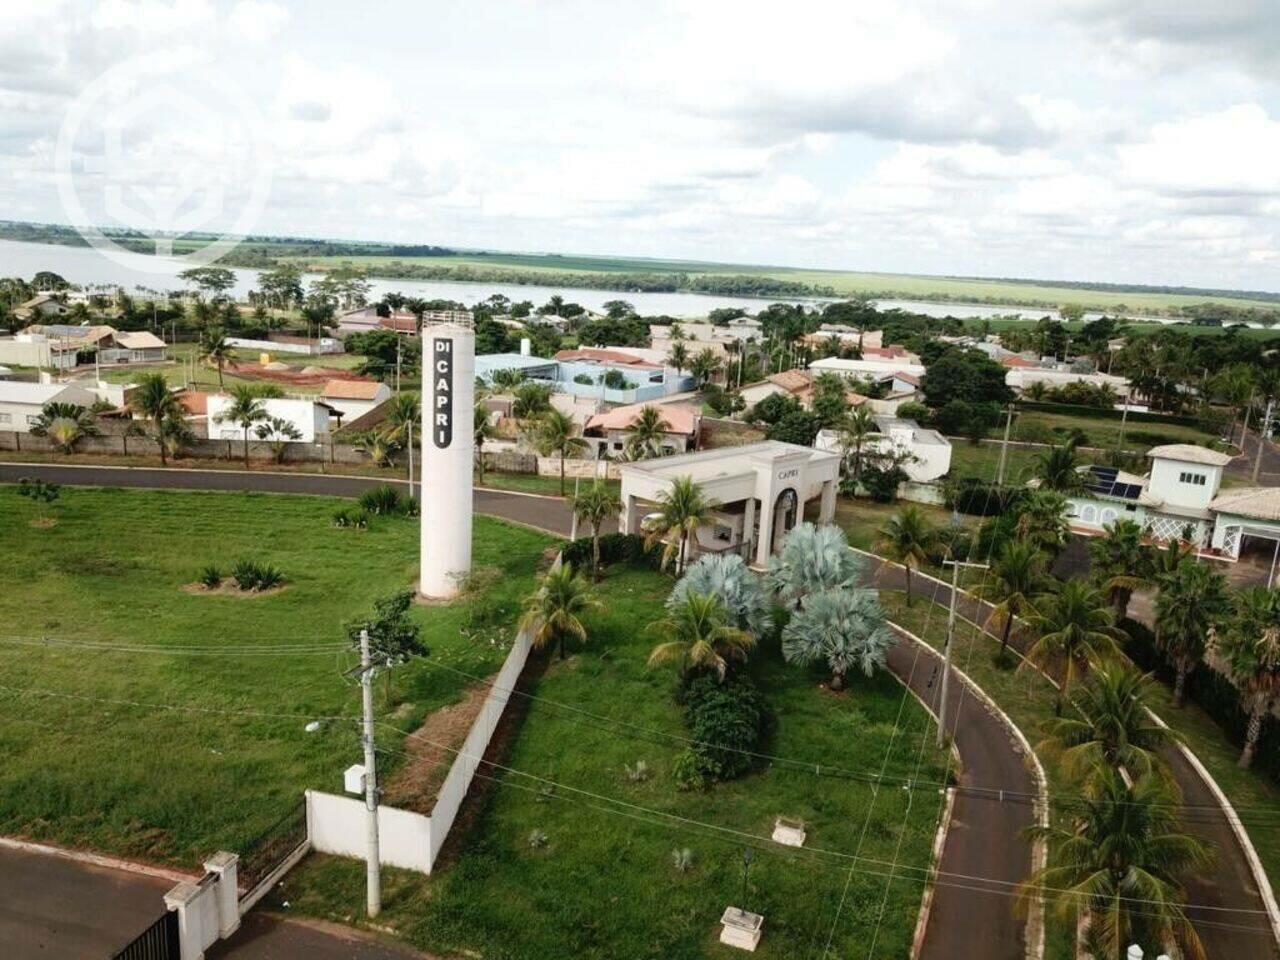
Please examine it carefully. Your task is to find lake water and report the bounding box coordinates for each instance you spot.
[0,237,1176,324]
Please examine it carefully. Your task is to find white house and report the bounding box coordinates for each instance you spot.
[815,416,952,483]
[320,379,392,420]
[206,395,335,444]
[1005,367,1131,398]
[618,441,840,568]
[0,381,98,433]
[808,356,927,381]
[582,402,700,459]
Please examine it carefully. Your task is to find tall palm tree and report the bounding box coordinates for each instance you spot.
[571,482,622,578]
[782,588,893,690]
[1025,579,1120,714]
[215,385,267,468]
[643,475,719,572]
[1024,769,1211,960]
[382,391,421,490]
[530,408,587,496]
[1038,662,1179,792]
[28,402,99,454]
[1089,519,1152,622]
[1013,490,1071,557]
[977,541,1049,654]
[199,326,234,389]
[876,506,934,605]
[625,405,670,460]
[837,406,875,485]
[1154,557,1230,707]
[648,591,754,681]
[474,399,495,482]
[690,347,722,387]
[667,341,689,377]
[1033,439,1083,492]
[1210,586,1280,768]
[129,372,183,466]
[519,562,599,660]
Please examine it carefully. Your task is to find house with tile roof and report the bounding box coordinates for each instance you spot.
[582,402,701,459]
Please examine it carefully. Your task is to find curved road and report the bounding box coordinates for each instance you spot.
[3,462,1275,958]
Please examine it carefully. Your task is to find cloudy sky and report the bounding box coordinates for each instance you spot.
[2,0,1279,290]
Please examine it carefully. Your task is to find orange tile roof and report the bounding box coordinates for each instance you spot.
[555,348,660,369]
[585,402,699,436]
[322,379,386,400]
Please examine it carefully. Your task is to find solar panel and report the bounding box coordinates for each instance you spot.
[1081,467,1142,501]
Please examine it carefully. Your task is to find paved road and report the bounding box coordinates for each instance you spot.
[0,845,173,960]
[208,913,430,959]
[1230,425,1280,484]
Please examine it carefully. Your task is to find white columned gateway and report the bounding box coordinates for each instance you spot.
[420,323,475,599]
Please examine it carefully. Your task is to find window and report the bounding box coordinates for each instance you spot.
[1080,504,1097,524]
[0,413,10,424]
[25,415,39,425]
[1178,471,1206,486]
[713,524,733,543]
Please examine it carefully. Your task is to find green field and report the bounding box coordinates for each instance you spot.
[0,487,554,864]
[272,564,949,959]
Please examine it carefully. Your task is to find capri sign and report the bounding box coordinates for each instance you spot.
[432,338,454,448]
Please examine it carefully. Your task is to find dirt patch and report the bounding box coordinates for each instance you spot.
[382,682,491,814]
[180,581,289,598]
[231,363,373,387]
[28,518,58,529]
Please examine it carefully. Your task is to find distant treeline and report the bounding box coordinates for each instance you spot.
[960,273,1280,306]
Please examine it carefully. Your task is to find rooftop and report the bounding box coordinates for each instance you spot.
[322,379,387,400]
[1147,444,1232,467]
[585,402,699,436]
[619,440,839,484]
[0,381,93,404]
[1210,487,1280,522]
[555,347,661,369]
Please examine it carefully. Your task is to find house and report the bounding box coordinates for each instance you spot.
[321,379,393,420]
[618,441,840,567]
[225,334,344,356]
[14,293,70,321]
[0,333,79,371]
[475,348,694,404]
[0,381,98,432]
[1005,367,1131,398]
[13,325,168,365]
[815,415,952,483]
[583,402,701,459]
[474,353,560,384]
[333,306,419,336]
[206,395,336,444]
[739,370,812,408]
[807,356,927,381]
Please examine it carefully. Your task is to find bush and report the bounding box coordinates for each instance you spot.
[896,401,932,422]
[358,485,405,515]
[747,392,800,426]
[231,558,285,591]
[198,564,222,589]
[945,477,1020,516]
[332,507,371,529]
[671,749,707,791]
[766,409,822,446]
[680,674,769,783]
[562,533,662,572]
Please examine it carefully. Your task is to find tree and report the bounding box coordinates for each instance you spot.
[215,385,268,469]
[1012,490,1071,557]
[667,341,689,376]
[782,588,893,689]
[354,429,399,466]
[1089,520,1151,622]
[643,475,720,572]
[474,399,495,482]
[668,553,772,637]
[254,416,302,463]
[1025,579,1120,714]
[977,541,1050,655]
[689,347,722,387]
[648,591,754,681]
[766,409,822,446]
[382,392,421,470]
[1039,662,1178,793]
[28,402,99,454]
[17,476,60,522]
[530,409,587,496]
[512,381,553,420]
[1210,586,1280,768]
[1024,770,1210,960]
[810,372,850,427]
[922,349,1013,408]
[199,327,234,389]
[1032,440,1083,492]
[519,562,599,660]
[1154,556,1229,707]
[179,266,236,299]
[625,405,669,460]
[876,506,935,605]
[571,483,623,578]
[767,521,863,609]
[836,406,875,485]
[347,590,428,702]
[129,372,184,466]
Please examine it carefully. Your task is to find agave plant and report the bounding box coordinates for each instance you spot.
[668,553,772,638]
[767,522,864,609]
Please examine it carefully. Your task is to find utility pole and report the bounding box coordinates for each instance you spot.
[359,628,382,917]
[406,419,415,502]
[570,476,580,540]
[395,336,402,394]
[1254,397,1275,484]
[1116,393,1131,454]
[938,560,988,748]
[995,403,1014,486]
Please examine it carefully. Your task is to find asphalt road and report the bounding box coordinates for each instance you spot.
[207,913,430,960]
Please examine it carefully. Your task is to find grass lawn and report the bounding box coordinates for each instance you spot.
[0,486,555,865]
[272,566,950,959]
[95,344,372,395]
[475,469,619,500]
[947,441,1041,483]
[1010,410,1220,453]
[830,497,966,555]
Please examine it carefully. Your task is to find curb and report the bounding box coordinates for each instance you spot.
[0,835,196,885]
[911,786,957,960]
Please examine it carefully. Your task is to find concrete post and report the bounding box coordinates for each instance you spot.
[164,881,206,960]
[755,501,773,568]
[202,851,240,937]
[819,479,837,524]
[743,497,756,559]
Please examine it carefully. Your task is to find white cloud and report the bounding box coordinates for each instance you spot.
[229,0,290,44]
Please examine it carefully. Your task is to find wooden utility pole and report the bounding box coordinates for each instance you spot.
[938,560,988,748]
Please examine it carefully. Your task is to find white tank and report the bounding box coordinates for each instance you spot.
[420,324,475,599]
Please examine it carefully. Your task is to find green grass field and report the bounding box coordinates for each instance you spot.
[0,487,555,865]
[272,564,949,959]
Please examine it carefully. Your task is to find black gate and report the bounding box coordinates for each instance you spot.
[111,909,179,960]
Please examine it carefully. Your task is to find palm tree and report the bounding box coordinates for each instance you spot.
[129,372,183,466]
[253,416,302,463]
[1154,556,1229,707]
[668,553,772,637]
[519,562,599,660]
[876,506,934,605]
[642,475,719,572]
[1210,364,1254,448]
[1024,769,1211,960]
[28,402,99,453]
[1032,439,1083,492]
[690,347,722,387]
[977,541,1049,655]
[571,482,622,578]
[199,326,234,389]
[1210,586,1280,768]
[837,406,875,484]
[625,405,670,460]
[353,429,399,467]
[782,588,893,690]
[1025,579,1121,714]
[1038,662,1178,792]
[474,399,495,482]
[668,341,689,377]
[648,591,754,681]
[767,521,863,609]
[530,408,587,496]
[1089,519,1152,622]
[382,391,421,488]
[215,385,268,468]
[1013,490,1071,557]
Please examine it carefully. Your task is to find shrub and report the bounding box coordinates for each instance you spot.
[254,563,285,590]
[359,485,404,515]
[671,749,706,791]
[562,533,662,572]
[766,409,822,446]
[231,559,285,591]
[672,848,695,872]
[896,401,932,422]
[198,564,222,589]
[625,760,651,782]
[332,507,371,529]
[527,829,548,849]
[945,478,1020,516]
[681,674,769,783]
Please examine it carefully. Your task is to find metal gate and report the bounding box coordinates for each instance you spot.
[111,909,179,960]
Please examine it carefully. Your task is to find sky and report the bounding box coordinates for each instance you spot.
[1,0,1279,291]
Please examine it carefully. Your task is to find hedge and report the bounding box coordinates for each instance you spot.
[561,532,663,572]
[1015,400,1219,432]
[944,477,1022,516]
[1119,618,1280,785]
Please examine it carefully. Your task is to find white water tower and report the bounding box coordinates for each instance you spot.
[419,323,475,599]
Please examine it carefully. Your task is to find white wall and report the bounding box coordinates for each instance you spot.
[1148,459,1222,511]
[306,790,434,873]
[207,396,330,443]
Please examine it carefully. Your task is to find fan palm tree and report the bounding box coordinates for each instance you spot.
[625,405,670,461]
[767,521,863,609]
[1154,556,1230,707]
[976,541,1050,655]
[519,562,599,660]
[1038,662,1179,792]
[1032,439,1083,492]
[530,408,587,496]
[215,385,268,468]
[571,482,622,578]
[1210,586,1280,768]
[1024,579,1121,714]
[28,402,99,454]
[669,553,772,637]
[837,406,876,485]
[648,591,755,681]
[253,416,303,463]
[642,475,720,572]
[690,347,722,387]
[353,429,399,467]
[1024,769,1211,960]
[199,326,234,389]
[1089,519,1152,622]
[129,372,183,466]
[876,505,935,605]
[782,588,893,690]
[474,399,495,482]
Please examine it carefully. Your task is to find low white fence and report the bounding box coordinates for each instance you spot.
[306,790,434,872]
